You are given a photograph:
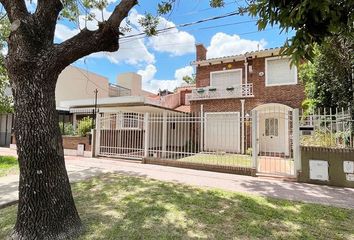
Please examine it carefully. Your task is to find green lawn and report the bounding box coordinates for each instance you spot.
[1,174,353,239]
[0,156,18,177]
[179,153,252,167]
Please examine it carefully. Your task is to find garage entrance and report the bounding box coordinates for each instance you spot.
[204,112,240,153]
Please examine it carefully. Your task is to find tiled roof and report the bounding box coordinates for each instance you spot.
[174,105,191,113]
[192,47,282,65]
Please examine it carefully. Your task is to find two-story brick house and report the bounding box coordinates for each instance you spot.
[189,44,305,155]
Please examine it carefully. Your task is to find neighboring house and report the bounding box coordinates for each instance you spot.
[190,44,305,154]
[58,70,189,127]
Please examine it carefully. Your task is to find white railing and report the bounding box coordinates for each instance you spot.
[300,108,353,148]
[191,83,254,100]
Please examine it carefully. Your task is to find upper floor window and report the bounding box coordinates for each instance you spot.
[265,57,297,86]
[210,69,242,88]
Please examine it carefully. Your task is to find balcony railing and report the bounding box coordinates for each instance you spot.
[191,83,254,101]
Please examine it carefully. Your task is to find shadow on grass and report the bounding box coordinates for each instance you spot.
[1,173,354,240]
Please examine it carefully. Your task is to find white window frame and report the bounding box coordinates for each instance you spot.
[120,112,140,130]
[210,68,243,87]
[265,56,298,87]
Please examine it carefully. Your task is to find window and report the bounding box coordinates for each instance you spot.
[265,57,297,86]
[210,69,242,88]
[265,118,278,136]
[121,113,140,129]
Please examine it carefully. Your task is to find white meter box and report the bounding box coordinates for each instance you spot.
[309,160,329,181]
[343,161,354,174]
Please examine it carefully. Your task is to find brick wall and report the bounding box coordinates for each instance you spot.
[63,135,91,151]
[192,56,305,112]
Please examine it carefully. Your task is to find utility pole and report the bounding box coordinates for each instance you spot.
[92,89,98,129]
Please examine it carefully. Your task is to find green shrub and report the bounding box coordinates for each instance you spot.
[77,117,93,137]
[59,122,76,136]
[301,130,337,147]
[246,148,252,156]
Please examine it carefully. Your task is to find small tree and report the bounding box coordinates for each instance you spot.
[182,75,196,85]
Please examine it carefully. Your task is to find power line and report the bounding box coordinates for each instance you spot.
[120,10,243,40]
[117,18,262,45]
[117,28,275,51]
[74,64,110,94]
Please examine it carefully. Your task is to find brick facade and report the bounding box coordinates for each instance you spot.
[191,50,305,113]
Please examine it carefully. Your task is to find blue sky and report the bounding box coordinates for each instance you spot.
[52,0,293,93]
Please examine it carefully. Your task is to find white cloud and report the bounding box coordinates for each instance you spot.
[138,65,193,93]
[55,24,79,41]
[206,32,267,59]
[147,17,196,56]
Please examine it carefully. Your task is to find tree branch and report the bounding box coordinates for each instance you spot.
[54,0,138,67]
[0,0,28,22]
[34,0,63,44]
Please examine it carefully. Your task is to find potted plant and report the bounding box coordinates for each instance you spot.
[226,86,234,91]
[208,87,217,92]
[196,88,205,94]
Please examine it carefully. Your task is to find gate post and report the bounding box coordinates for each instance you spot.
[292,108,301,174]
[144,112,150,158]
[94,113,101,157]
[200,104,204,152]
[162,111,167,158]
[251,110,258,170]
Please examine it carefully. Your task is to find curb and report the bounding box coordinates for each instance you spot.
[0,199,18,209]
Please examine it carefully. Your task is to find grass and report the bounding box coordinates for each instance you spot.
[179,153,252,167]
[0,156,18,177]
[1,174,354,239]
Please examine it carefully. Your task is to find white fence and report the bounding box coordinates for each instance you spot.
[95,108,353,177]
[300,108,353,148]
[96,108,299,176]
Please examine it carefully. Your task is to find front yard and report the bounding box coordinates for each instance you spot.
[179,153,252,167]
[1,173,353,239]
[0,156,18,177]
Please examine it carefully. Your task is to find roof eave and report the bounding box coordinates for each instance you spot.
[191,48,282,66]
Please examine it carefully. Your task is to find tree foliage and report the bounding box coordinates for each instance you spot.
[247,0,353,63]
[299,36,354,112]
[182,75,196,85]
[0,18,12,113]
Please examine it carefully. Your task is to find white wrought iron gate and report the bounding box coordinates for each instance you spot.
[96,112,145,159]
[253,108,299,177]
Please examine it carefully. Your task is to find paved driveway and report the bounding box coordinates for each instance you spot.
[1,148,354,209]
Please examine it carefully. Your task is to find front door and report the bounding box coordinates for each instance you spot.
[259,112,288,155]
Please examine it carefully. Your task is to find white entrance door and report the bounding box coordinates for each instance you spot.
[204,112,240,153]
[258,111,288,155]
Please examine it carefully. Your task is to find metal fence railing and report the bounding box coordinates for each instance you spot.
[300,108,353,148]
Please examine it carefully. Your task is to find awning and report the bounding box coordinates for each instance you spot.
[69,108,99,114]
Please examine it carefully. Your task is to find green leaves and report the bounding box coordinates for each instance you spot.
[248,0,353,64]
[0,18,13,113]
[138,13,159,36]
[299,36,353,110]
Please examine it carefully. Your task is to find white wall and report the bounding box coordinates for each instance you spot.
[56,65,109,106]
[117,72,153,97]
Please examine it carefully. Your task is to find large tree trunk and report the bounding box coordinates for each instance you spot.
[0,1,137,239]
[9,66,82,239]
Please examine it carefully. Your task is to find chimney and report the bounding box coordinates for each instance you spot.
[196,44,207,61]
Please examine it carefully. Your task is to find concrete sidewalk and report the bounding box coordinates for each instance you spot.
[1,148,354,209]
